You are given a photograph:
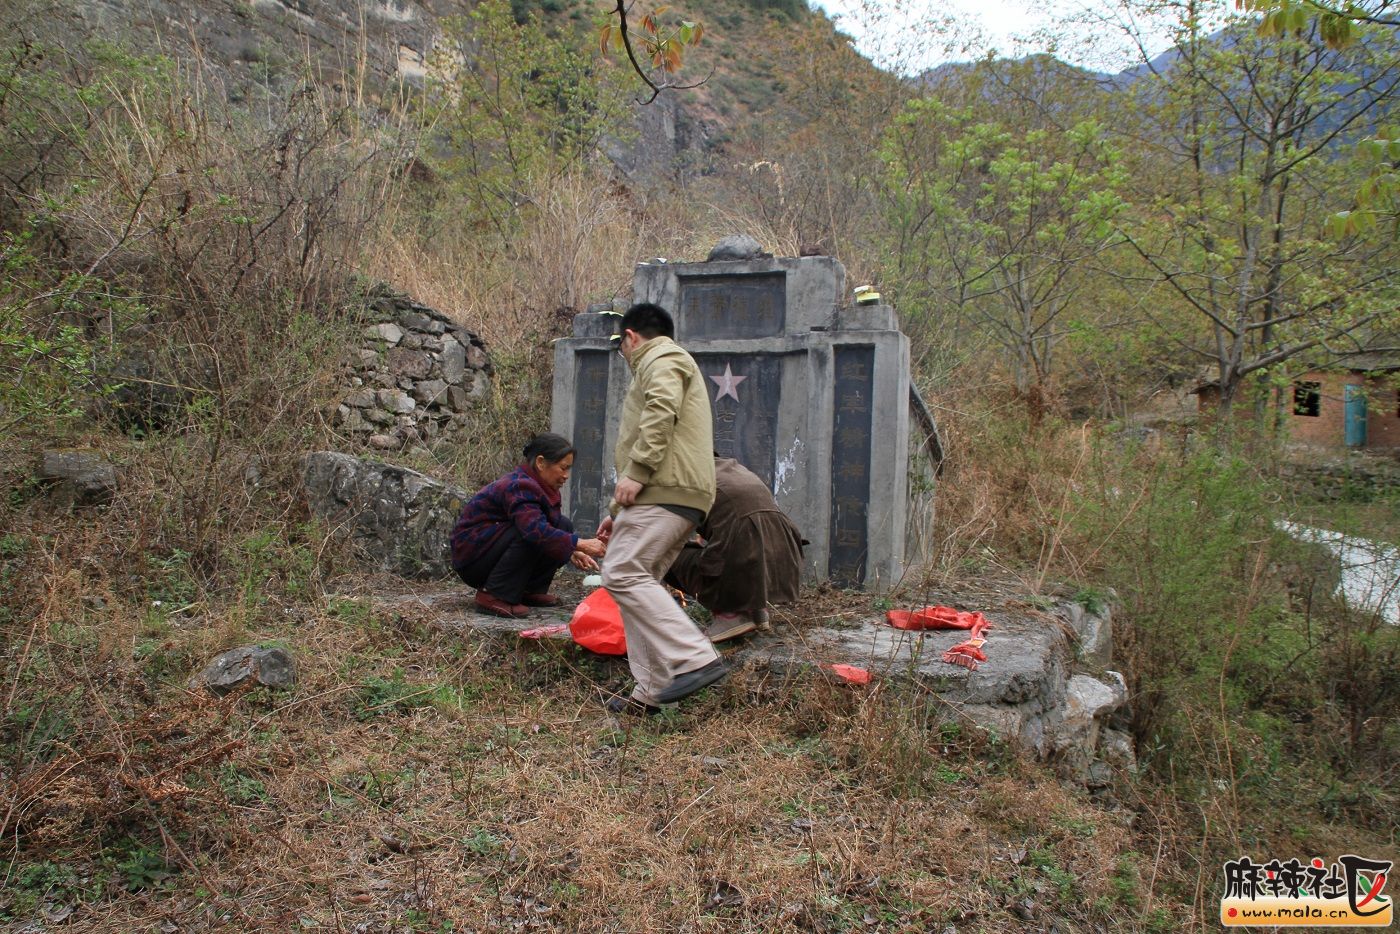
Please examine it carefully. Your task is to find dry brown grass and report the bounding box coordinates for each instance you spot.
[0,558,1182,931]
[911,378,1101,597]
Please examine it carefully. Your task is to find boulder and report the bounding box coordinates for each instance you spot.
[440,338,467,384]
[1047,672,1129,784]
[377,389,416,414]
[466,343,490,371]
[387,347,433,380]
[445,385,473,411]
[1059,598,1114,666]
[363,407,395,426]
[412,379,449,407]
[302,451,468,579]
[191,646,296,696]
[707,234,769,262]
[38,450,117,509]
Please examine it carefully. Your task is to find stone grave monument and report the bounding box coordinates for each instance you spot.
[551,240,938,590]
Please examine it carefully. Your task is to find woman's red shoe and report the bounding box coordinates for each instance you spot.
[475,591,529,618]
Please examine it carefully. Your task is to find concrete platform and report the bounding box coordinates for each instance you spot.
[371,583,1131,784]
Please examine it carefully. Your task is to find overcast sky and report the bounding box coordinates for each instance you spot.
[805,0,1187,74]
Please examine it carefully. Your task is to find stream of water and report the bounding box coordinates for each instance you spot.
[1276,521,1400,625]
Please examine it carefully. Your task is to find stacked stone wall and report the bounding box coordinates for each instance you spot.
[335,286,493,451]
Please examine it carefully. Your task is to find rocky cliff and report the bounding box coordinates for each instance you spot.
[51,0,715,182]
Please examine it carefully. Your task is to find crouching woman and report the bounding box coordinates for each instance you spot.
[451,433,607,618]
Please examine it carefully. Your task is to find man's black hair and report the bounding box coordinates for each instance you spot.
[620,302,675,340]
[523,432,575,465]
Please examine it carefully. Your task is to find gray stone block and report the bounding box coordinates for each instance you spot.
[445,385,472,411]
[377,389,416,414]
[440,338,467,383]
[571,311,622,339]
[836,304,897,330]
[1059,600,1114,666]
[38,450,118,509]
[364,407,395,426]
[191,646,296,696]
[339,408,373,433]
[413,379,449,407]
[387,347,432,379]
[466,343,490,371]
[365,323,404,345]
[302,451,467,579]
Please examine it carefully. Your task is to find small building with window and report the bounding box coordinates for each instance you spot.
[1285,347,1400,452]
[1192,339,1400,452]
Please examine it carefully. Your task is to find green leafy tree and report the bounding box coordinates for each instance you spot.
[878,93,1128,402]
[1235,0,1400,233]
[429,0,630,243]
[1118,6,1400,413]
[1238,0,1399,47]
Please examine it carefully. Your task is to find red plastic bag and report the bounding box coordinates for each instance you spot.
[941,616,993,671]
[569,589,627,656]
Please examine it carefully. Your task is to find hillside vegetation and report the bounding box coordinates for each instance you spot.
[1,0,1397,929]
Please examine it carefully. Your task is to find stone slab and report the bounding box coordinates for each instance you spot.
[38,449,118,509]
[375,587,1121,763]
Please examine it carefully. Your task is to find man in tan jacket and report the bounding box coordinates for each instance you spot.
[597,303,726,715]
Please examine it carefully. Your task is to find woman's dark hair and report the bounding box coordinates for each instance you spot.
[523,433,575,465]
[620,302,675,339]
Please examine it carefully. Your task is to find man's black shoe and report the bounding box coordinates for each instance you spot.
[604,695,661,717]
[655,658,729,704]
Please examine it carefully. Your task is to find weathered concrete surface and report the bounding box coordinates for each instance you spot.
[373,584,1132,786]
[302,451,466,579]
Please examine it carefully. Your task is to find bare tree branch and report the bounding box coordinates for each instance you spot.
[610,0,712,105]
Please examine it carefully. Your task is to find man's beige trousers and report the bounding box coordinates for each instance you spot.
[602,505,720,705]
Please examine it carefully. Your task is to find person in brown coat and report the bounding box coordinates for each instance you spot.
[664,456,805,642]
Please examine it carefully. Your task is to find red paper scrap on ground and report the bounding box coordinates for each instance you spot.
[940,617,992,671]
[885,605,987,631]
[826,664,872,685]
